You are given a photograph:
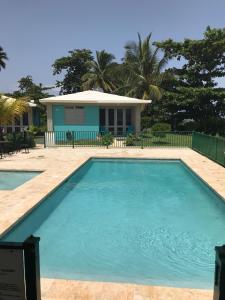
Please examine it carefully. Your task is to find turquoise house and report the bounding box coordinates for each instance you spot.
[40,90,151,144]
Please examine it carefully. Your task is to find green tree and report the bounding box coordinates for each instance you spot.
[52,49,93,94]
[82,50,117,93]
[9,76,53,127]
[0,47,8,71]
[11,76,52,102]
[123,33,168,100]
[0,95,28,126]
[153,27,225,132]
[18,75,34,92]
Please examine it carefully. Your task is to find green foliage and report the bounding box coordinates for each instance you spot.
[52,49,93,94]
[28,125,47,136]
[0,46,8,71]
[123,33,169,100]
[11,76,53,102]
[155,27,225,87]
[82,50,117,93]
[151,27,225,134]
[101,132,114,148]
[8,76,53,127]
[125,134,136,146]
[141,115,154,130]
[6,132,36,148]
[151,123,171,138]
[0,95,28,125]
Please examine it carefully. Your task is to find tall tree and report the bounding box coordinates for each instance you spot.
[82,50,117,93]
[123,33,168,100]
[8,76,53,127]
[154,27,225,133]
[12,75,52,102]
[52,49,93,94]
[0,46,8,71]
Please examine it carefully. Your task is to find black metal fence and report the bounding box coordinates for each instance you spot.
[44,131,193,148]
[0,132,35,158]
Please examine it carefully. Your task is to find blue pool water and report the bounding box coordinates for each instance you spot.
[0,171,40,189]
[2,159,225,288]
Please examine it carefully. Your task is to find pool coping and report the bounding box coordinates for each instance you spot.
[1,153,225,240]
[0,169,43,191]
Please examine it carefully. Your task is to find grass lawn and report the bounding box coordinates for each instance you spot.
[55,133,192,148]
[132,133,192,147]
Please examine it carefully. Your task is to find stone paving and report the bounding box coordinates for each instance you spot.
[1,145,224,299]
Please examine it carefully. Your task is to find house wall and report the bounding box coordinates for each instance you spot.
[52,105,99,132]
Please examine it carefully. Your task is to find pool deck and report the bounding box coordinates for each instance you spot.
[0,146,224,300]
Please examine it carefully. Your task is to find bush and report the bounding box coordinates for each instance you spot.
[102,133,114,148]
[151,123,171,138]
[177,121,197,131]
[6,132,36,149]
[125,134,136,146]
[28,125,47,136]
[141,116,154,130]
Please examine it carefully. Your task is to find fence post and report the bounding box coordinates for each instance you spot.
[215,136,218,162]
[141,133,144,149]
[44,132,46,148]
[214,245,225,300]
[191,131,194,149]
[72,131,75,148]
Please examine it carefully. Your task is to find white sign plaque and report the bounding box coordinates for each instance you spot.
[0,248,26,300]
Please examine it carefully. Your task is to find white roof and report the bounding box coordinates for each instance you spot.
[0,95,37,107]
[39,90,151,105]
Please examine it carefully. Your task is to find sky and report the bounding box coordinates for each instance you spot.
[0,0,225,93]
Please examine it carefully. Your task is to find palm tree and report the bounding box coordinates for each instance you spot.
[0,47,8,71]
[124,33,168,100]
[82,50,117,93]
[0,95,28,126]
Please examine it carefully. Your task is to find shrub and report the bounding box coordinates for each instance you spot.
[6,132,36,149]
[28,125,46,136]
[141,128,152,138]
[125,134,136,146]
[151,123,171,138]
[177,121,197,131]
[141,116,154,130]
[102,133,114,148]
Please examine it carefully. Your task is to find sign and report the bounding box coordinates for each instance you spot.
[0,236,41,300]
[0,248,26,300]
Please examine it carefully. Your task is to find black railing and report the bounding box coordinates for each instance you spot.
[44,131,193,148]
[0,131,35,158]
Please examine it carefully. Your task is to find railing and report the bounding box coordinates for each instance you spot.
[44,131,193,148]
[192,132,225,167]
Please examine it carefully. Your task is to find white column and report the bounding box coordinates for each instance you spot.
[114,108,117,136]
[47,104,53,131]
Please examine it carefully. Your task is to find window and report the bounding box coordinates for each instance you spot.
[108,109,114,126]
[23,113,29,126]
[126,109,132,126]
[64,105,84,125]
[100,109,106,126]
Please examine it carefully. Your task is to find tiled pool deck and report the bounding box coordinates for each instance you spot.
[1,146,224,299]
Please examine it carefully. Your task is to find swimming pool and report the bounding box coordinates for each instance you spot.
[1,159,224,289]
[0,170,41,189]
